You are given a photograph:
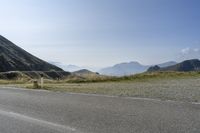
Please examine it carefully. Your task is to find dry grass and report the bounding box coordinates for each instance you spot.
[1,71,200,102]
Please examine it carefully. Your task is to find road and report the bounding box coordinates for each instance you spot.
[0,87,199,133]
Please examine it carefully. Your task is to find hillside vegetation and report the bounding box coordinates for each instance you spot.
[0,71,199,102]
[0,71,200,84]
[15,71,200,103]
[148,59,200,72]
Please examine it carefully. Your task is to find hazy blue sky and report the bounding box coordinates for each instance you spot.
[0,0,200,67]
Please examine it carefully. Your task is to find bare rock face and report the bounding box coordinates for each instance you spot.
[161,59,200,71]
[0,35,63,72]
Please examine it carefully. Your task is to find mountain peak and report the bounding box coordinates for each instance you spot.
[99,61,148,76]
[99,61,179,76]
[114,61,142,67]
[0,35,62,72]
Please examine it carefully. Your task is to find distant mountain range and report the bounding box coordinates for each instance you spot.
[98,61,177,76]
[0,35,62,72]
[49,62,100,72]
[148,59,200,72]
[98,62,148,76]
[49,62,82,72]
[2,35,199,77]
[51,61,177,76]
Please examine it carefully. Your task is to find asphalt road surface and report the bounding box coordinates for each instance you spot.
[0,87,199,133]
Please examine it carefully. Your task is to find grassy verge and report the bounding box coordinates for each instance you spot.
[1,71,199,84]
[1,71,200,103]
[19,77,200,103]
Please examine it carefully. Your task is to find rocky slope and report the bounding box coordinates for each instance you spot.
[0,35,62,72]
[147,59,200,72]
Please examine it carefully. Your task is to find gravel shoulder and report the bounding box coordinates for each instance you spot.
[15,76,200,103]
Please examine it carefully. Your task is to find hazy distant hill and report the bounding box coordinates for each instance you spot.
[65,65,83,72]
[99,61,177,76]
[99,61,149,76]
[0,35,62,72]
[148,59,200,72]
[73,69,96,75]
[49,62,82,72]
[157,61,177,68]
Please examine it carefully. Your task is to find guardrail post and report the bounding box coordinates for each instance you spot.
[41,74,44,89]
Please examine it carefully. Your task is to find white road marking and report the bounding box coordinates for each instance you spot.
[0,109,77,133]
[63,92,200,104]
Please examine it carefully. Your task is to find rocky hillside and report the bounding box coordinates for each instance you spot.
[0,35,62,72]
[147,59,200,72]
